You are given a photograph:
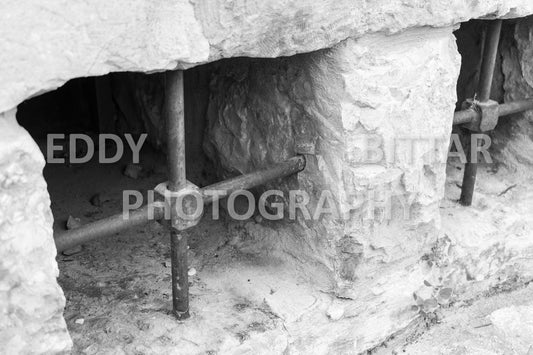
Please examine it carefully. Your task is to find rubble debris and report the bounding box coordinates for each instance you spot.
[89,194,102,207]
[123,164,143,179]
[63,216,83,256]
[326,303,345,321]
[66,216,82,230]
[62,245,83,256]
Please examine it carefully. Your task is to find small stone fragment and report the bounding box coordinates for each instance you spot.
[89,194,102,207]
[62,245,83,256]
[75,318,84,325]
[188,268,197,276]
[66,215,82,230]
[163,261,170,268]
[123,164,143,179]
[326,302,345,321]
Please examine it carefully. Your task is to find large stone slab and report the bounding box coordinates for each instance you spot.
[1,0,533,113]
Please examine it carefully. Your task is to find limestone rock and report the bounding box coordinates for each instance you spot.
[492,16,533,173]
[66,215,82,230]
[123,164,143,179]
[490,305,533,354]
[326,302,345,321]
[90,194,102,207]
[204,27,460,351]
[61,244,83,257]
[1,1,533,114]
[0,110,71,353]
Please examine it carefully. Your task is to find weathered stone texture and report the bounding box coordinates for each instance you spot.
[1,2,533,353]
[204,27,460,350]
[492,16,533,172]
[1,0,533,114]
[0,110,71,354]
[490,305,533,354]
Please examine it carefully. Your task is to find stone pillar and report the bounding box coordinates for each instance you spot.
[204,27,460,350]
[0,110,71,353]
[330,27,460,298]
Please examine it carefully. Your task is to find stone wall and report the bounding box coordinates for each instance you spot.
[493,16,533,172]
[204,27,460,350]
[2,1,533,353]
[0,110,71,353]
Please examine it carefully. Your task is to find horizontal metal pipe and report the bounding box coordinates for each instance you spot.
[453,99,533,126]
[202,155,306,205]
[498,99,533,117]
[453,108,478,125]
[54,204,165,252]
[53,156,306,252]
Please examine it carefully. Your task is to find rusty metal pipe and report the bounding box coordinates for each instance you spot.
[460,20,502,207]
[53,156,305,254]
[54,204,165,252]
[453,108,479,125]
[164,70,190,320]
[165,71,187,192]
[202,155,306,205]
[476,20,503,102]
[453,99,533,125]
[498,99,533,117]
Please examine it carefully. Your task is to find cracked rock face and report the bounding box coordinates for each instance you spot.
[204,27,460,350]
[492,16,533,172]
[0,110,72,354]
[1,0,533,114]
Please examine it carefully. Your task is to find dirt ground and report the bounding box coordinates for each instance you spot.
[50,147,326,354]
[49,146,533,354]
[374,282,533,354]
[374,159,533,355]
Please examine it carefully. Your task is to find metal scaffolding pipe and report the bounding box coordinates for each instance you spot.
[54,156,306,252]
[476,20,503,103]
[165,71,187,192]
[54,204,165,252]
[164,70,190,320]
[453,108,479,126]
[202,155,306,204]
[453,99,533,126]
[498,99,533,117]
[460,19,502,207]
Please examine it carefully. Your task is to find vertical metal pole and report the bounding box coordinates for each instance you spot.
[164,70,189,319]
[460,20,502,206]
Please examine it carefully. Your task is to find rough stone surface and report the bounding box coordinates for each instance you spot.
[2,2,533,354]
[490,305,533,354]
[204,27,460,351]
[491,16,533,173]
[0,110,71,353]
[1,1,533,113]
[433,19,533,302]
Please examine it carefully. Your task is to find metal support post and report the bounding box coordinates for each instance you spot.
[164,70,190,319]
[460,19,502,206]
